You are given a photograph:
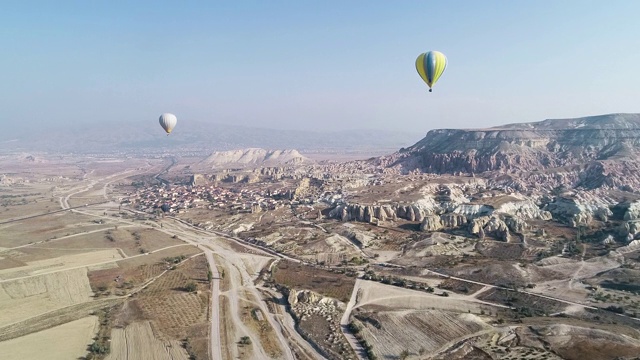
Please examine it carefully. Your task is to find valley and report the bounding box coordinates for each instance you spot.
[2,114,640,359]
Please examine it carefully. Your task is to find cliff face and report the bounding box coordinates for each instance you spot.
[383,114,640,175]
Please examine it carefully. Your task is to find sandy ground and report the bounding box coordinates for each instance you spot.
[0,316,99,360]
[356,280,502,313]
[0,267,94,327]
[530,252,622,304]
[106,321,189,360]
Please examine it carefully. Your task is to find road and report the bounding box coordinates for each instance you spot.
[340,279,367,360]
[164,220,295,359]
[26,165,640,359]
[0,201,108,225]
[55,182,300,359]
[204,250,223,360]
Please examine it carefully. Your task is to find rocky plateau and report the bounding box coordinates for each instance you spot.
[375,113,640,191]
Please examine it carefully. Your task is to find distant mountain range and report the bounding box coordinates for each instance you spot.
[0,120,418,156]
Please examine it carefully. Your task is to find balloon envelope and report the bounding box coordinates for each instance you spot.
[159,113,177,134]
[416,51,447,92]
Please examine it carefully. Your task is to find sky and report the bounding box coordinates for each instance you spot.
[2,1,640,133]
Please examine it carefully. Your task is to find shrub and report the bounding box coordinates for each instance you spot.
[184,282,198,292]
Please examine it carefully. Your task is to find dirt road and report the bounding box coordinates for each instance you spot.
[204,251,223,360]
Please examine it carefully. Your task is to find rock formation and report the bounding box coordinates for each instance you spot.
[376,113,640,191]
[200,148,311,169]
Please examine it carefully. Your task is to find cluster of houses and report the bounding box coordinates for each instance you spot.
[122,183,297,214]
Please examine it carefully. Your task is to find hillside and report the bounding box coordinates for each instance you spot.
[380,113,640,176]
[199,148,311,168]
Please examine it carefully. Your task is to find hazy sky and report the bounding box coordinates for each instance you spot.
[2,1,640,133]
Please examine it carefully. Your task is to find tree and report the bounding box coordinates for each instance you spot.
[207,270,213,283]
[184,282,197,292]
[399,349,410,360]
[89,341,109,355]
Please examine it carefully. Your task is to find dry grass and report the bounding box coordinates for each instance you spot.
[477,288,567,316]
[134,256,210,341]
[32,227,186,256]
[219,295,235,360]
[238,293,283,358]
[0,184,59,219]
[0,267,95,327]
[0,316,99,360]
[438,278,485,294]
[353,308,489,359]
[0,248,123,281]
[116,245,201,269]
[88,262,166,296]
[0,212,111,247]
[213,254,231,292]
[106,321,189,360]
[272,261,355,302]
[137,275,208,339]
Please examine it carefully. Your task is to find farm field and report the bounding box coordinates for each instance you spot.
[106,321,189,360]
[0,267,94,327]
[0,212,112,248]
[30,227,187,257]
[131,254,210,359]
[0,316,99,360]
[0,248,123,280]
[353,308,490,359]
[272,260,355,302]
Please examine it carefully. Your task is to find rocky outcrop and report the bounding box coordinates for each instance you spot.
[377,113,640,191]
[190,173,208,186]
[420,215,444,232]
[493,200,552,220]
[624,201,640,221]
[419,213,468,232]
[200,148,311,169]
[469,216,511,241]
[545,197,613,227]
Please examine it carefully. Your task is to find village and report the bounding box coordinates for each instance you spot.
[122,175,334,216]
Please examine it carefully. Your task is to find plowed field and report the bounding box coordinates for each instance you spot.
[106,321,189,360]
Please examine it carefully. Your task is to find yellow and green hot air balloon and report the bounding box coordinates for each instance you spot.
[416,50,447,92]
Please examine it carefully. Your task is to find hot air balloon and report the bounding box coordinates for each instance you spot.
[159,113,177,135]
[415,51,447,92]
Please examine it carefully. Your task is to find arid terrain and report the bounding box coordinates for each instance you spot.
[2,114,640,359]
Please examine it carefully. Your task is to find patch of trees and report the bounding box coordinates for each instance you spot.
[349,321,377,360]
[605,305,625,314]
[164,255,187,264]
[354,313,382,329]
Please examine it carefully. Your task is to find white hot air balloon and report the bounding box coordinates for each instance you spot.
[159,113,177,135]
